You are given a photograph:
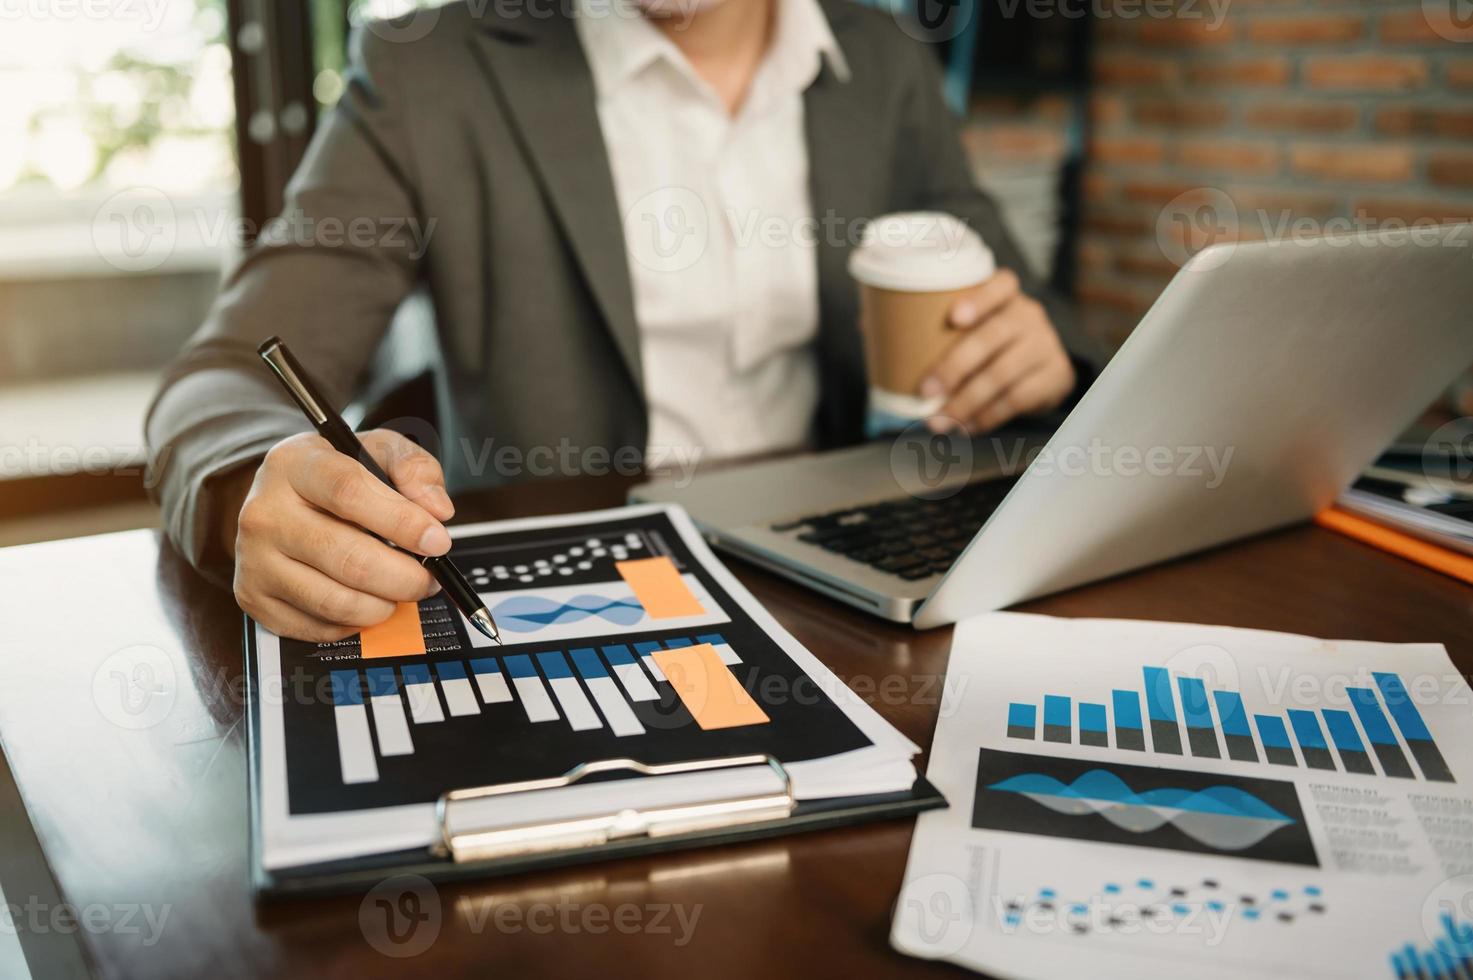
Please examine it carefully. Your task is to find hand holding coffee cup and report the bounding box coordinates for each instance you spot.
[849,212,1075,434]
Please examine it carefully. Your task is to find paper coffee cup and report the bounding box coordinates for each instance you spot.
[848,212,995,420]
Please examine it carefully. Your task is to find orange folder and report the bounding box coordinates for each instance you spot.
[1315,506,1473,586]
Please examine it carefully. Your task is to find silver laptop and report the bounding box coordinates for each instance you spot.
[631,226,1473,627]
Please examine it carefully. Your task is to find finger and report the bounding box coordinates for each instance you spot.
[945,269,1021,329]
[922,307,1029,400]
[243,594,359,644]
[969,363,1073,433]
[277,505,439,603]
[263,551,399,629]
[361,430,454,522]
[288,446,452,557]
[940,335,1049,425]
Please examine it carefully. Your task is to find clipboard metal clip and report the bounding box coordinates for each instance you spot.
[432,754,794,864]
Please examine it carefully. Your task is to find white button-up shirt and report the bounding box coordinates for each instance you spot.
[576,0,850,461]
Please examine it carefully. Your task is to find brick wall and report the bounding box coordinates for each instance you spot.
[1078,0,1473,348]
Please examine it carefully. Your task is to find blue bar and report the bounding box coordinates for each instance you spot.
[435,661,467,680]
[1007,702,1036,729]
[1255,714,1291,749]
[329,670,362,707]
[1287,709,1327,749]
[400,664,431,686]
[364,667,398,697]
[633,641,663,656]
[664,637,694,648]
[601,644,635,665]
[1044,695,1071,729]
[1080,702,1107,733]
[696,633,726,645]
[535,651,573,679]
[504,654,537,679]
[1322,709,1365,752]
[1112,690,1142,729]
[1177,678,1214,729]
[1213,691,1251,737]
[569,648,607,678]
[1375,672,1433,741]
[1143,667,1176,722]
[1347,687,1398,746]
[468,657,501,675]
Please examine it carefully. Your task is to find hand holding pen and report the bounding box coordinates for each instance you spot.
[228,337,499,644]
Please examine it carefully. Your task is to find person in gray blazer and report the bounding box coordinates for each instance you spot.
[145,0,1100,641]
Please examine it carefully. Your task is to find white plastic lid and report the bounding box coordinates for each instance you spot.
[847,212,995,292]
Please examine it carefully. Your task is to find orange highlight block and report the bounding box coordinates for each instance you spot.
[652,643,769,730]
[359,602,427,659]
[616,556,705,619]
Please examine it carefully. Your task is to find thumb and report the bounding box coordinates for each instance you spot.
[361,429,455,522]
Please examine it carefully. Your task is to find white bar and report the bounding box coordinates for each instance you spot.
[612,660,659,702]
[333,705,379,784]
[548,676,602,731]
[512,674,559,723]
[370,694,414,756]
[585,675,644,736]
[404,681,444,724]
[711,642,742,666]
[441,677,479,716]
[641,655,667,683]
[474,670,513,704]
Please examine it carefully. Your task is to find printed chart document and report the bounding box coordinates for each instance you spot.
[893,612,1473,980]
[253,504,918,871]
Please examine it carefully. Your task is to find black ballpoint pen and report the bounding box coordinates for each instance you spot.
[257,336,501,645]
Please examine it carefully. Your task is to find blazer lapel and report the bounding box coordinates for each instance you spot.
[467,16,643,392]
[804,5,881,445]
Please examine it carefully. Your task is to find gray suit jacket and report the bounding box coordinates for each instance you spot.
[146,0,1098,574]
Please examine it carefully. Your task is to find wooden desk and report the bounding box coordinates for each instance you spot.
[0,473,1469,979]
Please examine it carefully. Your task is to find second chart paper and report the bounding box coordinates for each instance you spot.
[893,612,1473,980]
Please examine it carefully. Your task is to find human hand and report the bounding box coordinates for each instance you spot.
[918,269,1076,434]
[229,429,455,641]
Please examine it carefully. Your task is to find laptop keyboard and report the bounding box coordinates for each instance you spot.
[770,478,1020,581]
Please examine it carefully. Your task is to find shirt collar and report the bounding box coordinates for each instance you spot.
[576,0,850,100]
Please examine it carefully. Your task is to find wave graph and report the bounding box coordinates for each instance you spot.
[988,770,1293,851]
[492,594,648,632]
[972,748,1318,866]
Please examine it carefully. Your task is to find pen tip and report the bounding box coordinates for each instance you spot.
[470,608,501,645]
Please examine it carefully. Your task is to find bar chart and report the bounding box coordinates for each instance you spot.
[1004,666,1456,783]
[325,632,757,785]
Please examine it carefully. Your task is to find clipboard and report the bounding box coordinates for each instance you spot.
[244,619,948,901]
